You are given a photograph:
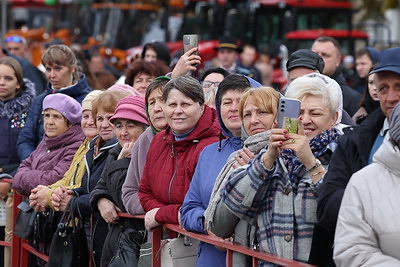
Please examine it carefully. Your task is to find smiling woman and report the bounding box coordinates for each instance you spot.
[138,76,220,232]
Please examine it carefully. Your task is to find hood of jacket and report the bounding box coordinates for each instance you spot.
[374,136,400,177]
[162,105,220,145]
[0,78,35,119]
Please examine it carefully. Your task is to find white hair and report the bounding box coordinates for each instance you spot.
[285,73,343,125]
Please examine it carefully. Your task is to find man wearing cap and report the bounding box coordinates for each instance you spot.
[0,39,46,95]
[207,36,252,77]
[311,36,361,117]
[309,47,400,266]
[286,49,325,83]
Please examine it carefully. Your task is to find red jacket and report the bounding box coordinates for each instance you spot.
[139,105,220,224]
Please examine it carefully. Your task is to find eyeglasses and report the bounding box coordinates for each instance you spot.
[201,81,220,88]
[5,36,24,44]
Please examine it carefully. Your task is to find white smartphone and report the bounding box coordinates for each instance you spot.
[277,97,301,134]
[183,34,199,55]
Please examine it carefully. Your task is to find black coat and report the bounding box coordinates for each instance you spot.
[89,144,145,267]
[332,70,362,117]
[309,109,386,266]
[72,136,118,267]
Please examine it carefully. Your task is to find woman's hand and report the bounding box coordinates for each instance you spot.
[29,185,50,212]
[233,148,255,169]
[263,122,283,168]
[98,198,120,224]
[0,182,11,200]
[144,208,161,231]
[171,48,201,78]
[281,119,315,169]
[352,106,367,123]
[118,142,134,160]
[51,185,74,211]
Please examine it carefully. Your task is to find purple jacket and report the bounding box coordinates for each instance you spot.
[122,127,154,215]
[13,124,85,196]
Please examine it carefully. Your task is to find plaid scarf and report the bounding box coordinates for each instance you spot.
[281,128,338,185]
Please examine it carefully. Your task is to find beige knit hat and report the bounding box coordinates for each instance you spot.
[81,90,104,112]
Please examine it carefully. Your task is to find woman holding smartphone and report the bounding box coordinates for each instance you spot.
[212,73,342,264]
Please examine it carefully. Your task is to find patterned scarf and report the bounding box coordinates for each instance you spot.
[281,127,339,185]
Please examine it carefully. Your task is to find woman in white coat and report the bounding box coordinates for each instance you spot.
[334,103,400,266]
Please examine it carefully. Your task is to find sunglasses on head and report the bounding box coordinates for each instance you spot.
[5,36,24,43]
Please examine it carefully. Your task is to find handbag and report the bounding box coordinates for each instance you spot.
[108,227,146,267]
[138,242,152,267]
[47,197,89,267]
[160,235,199,267]
[14,198,37,240]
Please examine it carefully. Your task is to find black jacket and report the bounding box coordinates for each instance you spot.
[309,109,386,266]
[331,70,362,117]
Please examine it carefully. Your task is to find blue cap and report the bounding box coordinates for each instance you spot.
[370,47,400,75]
[366,47,380,65]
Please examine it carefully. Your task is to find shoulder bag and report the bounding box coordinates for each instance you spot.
[14,198,37,240]
[47,197,89,267]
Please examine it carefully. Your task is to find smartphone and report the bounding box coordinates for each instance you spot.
[183,34,199,55]
[277,97,301,134]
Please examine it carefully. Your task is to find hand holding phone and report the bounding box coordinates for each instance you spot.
[277,97,301,134]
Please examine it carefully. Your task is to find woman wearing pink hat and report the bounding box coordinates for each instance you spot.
[89,95,149,266]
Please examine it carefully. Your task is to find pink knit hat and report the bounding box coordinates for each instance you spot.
[110,95,149,126]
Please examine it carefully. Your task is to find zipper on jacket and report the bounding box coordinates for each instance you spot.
[71,162,80,186]
[168,143,178,204]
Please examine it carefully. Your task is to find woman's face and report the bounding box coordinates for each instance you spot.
[164,89,204,135]
[133,73,154,96]
[148,88,167,131]
[45,63,75,90]
[114,119,145,146]
[0,64,20,101]
[242,97,275,136]
[95,108,115,141]
[300,95,338,141]
[144,48,157,62]
[44,108,70,138]
[368,73,379,101]
[220,90,243,137]
[81,110,98,141]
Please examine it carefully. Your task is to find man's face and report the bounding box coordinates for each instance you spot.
[218,48,238,70]
[6,41,26,58]
[375,71,400,118]
[311,41,341,77]
[355,53,373,79]
[287,67,317,83]
[240,46,256,66]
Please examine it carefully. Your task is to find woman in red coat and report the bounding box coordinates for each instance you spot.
[139,75,220,231]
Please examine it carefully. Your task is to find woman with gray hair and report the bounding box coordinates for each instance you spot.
[333,103,400,266]
[216,73,342,264]
[138,76,221,231]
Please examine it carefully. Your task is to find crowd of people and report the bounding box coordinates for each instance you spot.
[0,33,399,267]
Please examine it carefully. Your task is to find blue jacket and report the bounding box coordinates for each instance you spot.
[17,74,91,160]
[180,93,243,267]
[0,79,35,175]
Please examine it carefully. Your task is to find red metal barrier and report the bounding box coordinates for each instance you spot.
[6,194,316,267]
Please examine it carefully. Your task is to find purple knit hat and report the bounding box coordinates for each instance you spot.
[110,95,149,126]
[42,94,82,125]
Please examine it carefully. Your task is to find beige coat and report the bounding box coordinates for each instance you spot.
[334,136,400,266]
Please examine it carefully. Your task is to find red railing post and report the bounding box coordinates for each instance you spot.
[152,226,162,267]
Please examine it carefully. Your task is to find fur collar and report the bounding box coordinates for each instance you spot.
[0,78,35,119]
